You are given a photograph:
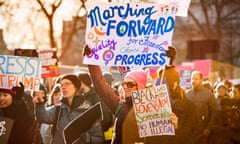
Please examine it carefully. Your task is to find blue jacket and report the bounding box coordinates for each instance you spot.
[35,95,104,144]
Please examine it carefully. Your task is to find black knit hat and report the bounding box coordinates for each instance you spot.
[76,71,92,87]
[61,74,81,90]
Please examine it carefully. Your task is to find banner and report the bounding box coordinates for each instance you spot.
[0,55,41,91]
[83,2,180,67]
[131,84,175,137]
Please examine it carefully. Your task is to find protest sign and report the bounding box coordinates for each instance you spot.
[63,102,103,144]
[37,49,60,78]
[0,116,14,144]
[83,2,181,67]
[14,49,38,57]
[131,84,175,137]
[0,55,41,91]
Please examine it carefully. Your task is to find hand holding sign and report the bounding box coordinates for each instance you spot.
[12,82,24,100]
[169,112,178,129]
[82,44,92,56]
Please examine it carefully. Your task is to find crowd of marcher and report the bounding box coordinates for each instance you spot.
[1,45,240,144]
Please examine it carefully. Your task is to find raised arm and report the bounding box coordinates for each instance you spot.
[88,64,120,114]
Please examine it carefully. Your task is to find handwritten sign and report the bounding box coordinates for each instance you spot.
[155,0,191,17]
[0,55,41,91]
[84,2,180,67]
[38,49,60,78]
[131,84,175,137]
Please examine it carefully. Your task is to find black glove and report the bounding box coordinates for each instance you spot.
[81,132,91,143]
[166,46,177,58]
[82,44,92,56]
[166,46,177,66]
[12,82,25,100]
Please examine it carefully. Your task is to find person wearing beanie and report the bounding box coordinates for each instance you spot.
[0,85,34,144]
[82,44,190,144]
[77,71,114,143]
[33,73,104,144]
[125,70,147,90]
[48,83,62,106]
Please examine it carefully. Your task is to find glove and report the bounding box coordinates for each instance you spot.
[12,82,25,100]
[166,46,177,58]
[166,46,177,66]
[82,44,92,56]
[81,132,91,143]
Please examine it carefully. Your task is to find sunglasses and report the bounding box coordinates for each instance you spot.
[122,81,137,88]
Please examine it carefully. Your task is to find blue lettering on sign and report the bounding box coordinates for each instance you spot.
[88,3,156,27]
[87,3,177,37]
[0,55,41,77]
[106,16,175,37]
[126,36,166,51]
[114,52,166,66]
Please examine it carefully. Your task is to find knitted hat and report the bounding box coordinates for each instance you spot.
[61,74,81,90]
[0,88,16,96]
[125,70,147,90]
[76,71,92,87]
[39,84,48,96]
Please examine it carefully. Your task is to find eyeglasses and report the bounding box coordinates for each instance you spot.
[60,82,73,87]
[121,81,137,88]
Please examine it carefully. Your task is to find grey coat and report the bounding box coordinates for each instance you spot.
[186,86,219,136]
[35,96,104,144]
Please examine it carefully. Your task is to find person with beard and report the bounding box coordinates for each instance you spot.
[83,45,178,144]
[186,71,219,144]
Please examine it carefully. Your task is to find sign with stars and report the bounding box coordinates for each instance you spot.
[84,1,179,67]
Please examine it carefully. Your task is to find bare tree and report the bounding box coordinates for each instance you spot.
[188,0,240,66]
[36,0,62,49]
[59,2,86,62]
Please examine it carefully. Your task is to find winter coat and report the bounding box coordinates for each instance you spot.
[186,86,219,141]
[88,65,198,144]
[0,100,34,144]
[89,65,140,144]
[210,98,240,144]
[81,88,113,131]
[171,97,198,144]
[35,95,104,144]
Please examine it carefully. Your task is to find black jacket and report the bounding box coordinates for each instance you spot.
[1,100,34,144]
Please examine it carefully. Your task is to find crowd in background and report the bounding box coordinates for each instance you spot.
[1,54,240,144]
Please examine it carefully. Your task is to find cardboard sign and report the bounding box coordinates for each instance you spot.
[63,102,103,144]
[83,2,181,67]
[0,55,42,91]
[131,84,175,137]
[38,49,60,78]
[0,116,14,144]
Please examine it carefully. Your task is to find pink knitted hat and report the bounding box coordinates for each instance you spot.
[125,70,147,90]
